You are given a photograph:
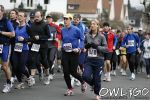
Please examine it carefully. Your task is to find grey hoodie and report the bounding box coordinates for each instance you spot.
[85,33,107,59]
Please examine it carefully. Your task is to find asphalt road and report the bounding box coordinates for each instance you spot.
[0,68,150,100]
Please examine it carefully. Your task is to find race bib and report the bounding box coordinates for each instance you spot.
[88,48,97,57]
[31,43,40,52]
[0,44,3,54]
[128,40,134,47]
[63,43,72,52]
[14,43,23,52]
[115,49,120,55]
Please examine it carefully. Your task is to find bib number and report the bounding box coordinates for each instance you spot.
[128,40,134,47]
[88,48,97,57]
[63,43,72,52]
[14,43,23,52]
[0,45,3,54]
[115,49,120,55]
[31,43,40,52]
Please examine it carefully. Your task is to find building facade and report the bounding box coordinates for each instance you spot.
[0,0,67,16]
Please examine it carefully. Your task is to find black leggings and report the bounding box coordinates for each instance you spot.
[12,50,30,82]
[127,52,136,73]
[111,51,117,70]
[61,51,84,89]
[48,47,57,74]
[10,45,15,77]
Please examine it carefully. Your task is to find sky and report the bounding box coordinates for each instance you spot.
[124,0,144,8]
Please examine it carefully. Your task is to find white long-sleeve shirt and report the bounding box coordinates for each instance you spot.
[142,39,150,59]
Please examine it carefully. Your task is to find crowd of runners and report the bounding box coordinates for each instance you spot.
[0,4,150,100]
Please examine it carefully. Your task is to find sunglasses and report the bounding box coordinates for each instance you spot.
[73,18,79,21]
[64,18,69,20]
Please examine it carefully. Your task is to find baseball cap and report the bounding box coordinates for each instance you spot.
[138,27,143,31]
[46,14,52,18]
[30,11,35,17]
[63,14,73,19]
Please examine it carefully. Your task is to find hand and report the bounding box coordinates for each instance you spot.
[148,47,150,50]
[137,48,141,54]
[18,36,24,41]
[113,46,116,50]
[0,31,2,34]
[73,48,80,53]
[85,43,91,49]
[35,35,39,40]
[119,47,123,51]
[83,48,87,52]
[91,42,98,49]
[126,45,129,48]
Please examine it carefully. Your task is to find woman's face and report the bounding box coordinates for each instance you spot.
[90,21,98,31]
[145,34,150,39]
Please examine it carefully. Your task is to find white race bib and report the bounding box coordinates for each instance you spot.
[14,43,23,52]
[31,43,40,52]
[0,44,3,54]
[128,40,134,47]
[88,48,97,57]
[115,49,120,55]
[63,43,72,52]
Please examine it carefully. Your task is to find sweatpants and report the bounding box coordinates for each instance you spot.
[83,58,104,95]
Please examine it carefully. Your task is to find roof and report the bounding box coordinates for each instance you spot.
[102,0,110,11]
[67,0,98,14]
[114,0,123,20]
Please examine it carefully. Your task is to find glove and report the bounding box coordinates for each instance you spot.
[91,42,98,49]
[148,47,150,50]
[85,43,91,49]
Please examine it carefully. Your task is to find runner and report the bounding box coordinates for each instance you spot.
[9,9,19,83]
[61,14,87,96]
[29,11,51,85]
[12,11,35,89]
[46,14,61,81]
[83,20,107,100]
[121,25,141,80]
[141,32,150,79]
[102,22,117,82]
[0,5,15,93]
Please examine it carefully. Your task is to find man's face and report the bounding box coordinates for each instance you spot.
[73,17,80,25]
[64,17,71,27]
[46,17,52,23]
[30,16,34,22]
[138,30,143,35]
[103,26,109,32]
[18,12,25,22]
[34,12,42,22]
[10,11,17,20]
[127,27,132,34]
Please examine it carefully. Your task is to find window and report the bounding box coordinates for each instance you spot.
[27,0,33,7]
[97,8,100,14]
[67,4,79,10]
[44,0,49,4]
[10,0,16,3]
